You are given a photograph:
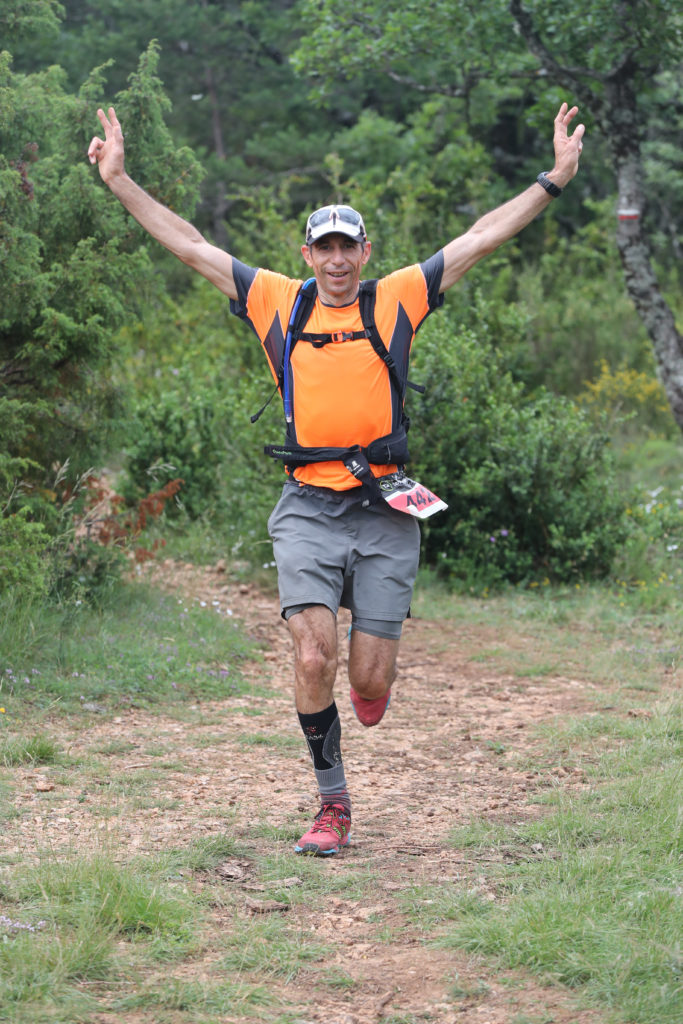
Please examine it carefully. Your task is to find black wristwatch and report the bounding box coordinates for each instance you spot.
[537,171,562,198]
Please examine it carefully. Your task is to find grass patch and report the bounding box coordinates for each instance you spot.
[403,701,683,1024]
[0,734,62,767]
[1,581,260,711]
[164,834,242,874]
[0,846,203,1024]
[413,569,682,698]
[12,851,198,943]
[317,966,356,989]
[114,976,270,1014]
[218,913,328,982]
[254,852,379,904]
[0,918,110,1023]
[235,731,301,750]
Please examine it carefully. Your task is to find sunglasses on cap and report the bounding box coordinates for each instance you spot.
[305,204,366,246]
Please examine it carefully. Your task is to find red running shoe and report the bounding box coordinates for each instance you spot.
[349,686,391,727]
[294,803,351,856]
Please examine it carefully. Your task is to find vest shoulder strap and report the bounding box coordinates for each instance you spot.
[359,279,407,399]
[277,277,317,390]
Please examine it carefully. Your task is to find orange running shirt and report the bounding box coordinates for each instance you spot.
[230,253,444,490]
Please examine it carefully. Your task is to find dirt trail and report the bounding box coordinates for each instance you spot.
[9,561,603,1024]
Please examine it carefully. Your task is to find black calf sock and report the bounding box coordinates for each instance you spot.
[298,701,342,770]
[298,702,350,814]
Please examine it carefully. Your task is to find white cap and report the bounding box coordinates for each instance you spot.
[305,204,366,245]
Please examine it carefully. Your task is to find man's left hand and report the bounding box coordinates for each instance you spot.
[551,102,585,187]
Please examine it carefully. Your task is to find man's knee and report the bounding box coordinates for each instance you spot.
[350,661,395,695]
[348,632,399,698]
[288,605,337,680]
[295,636,337,679]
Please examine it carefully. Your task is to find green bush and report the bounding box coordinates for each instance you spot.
[408,315,628,588]
[0,508,50,601]
[613,482,683,603]
[578,359,678,438]
[124,380,228,520]
[122,366,283,561]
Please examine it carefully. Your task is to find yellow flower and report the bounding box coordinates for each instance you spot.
[0,708,5,714]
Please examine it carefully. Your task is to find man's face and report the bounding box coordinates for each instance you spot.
[301,232,371,306]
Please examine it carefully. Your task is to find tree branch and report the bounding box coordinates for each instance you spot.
[509,0,603,109]
[385,68,478,99]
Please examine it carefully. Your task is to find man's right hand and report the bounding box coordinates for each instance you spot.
[87,105,237,299]
[87,106,125,183]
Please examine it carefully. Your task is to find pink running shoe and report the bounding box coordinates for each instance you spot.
[349,686,391,727]
[294,803,351,856]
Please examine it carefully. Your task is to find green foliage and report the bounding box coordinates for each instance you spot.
[2,57,142,486]
[49,534,129,607]
[0,508,51,601]
[0,0,62,47]
[614,485,683,609]
[0,37,204,489]
[579,359,677,438]
[15,0,379,244]
[641,69,683,267]
[296,0,681,118]
[515,0,683,85]
[1,36,206,602]
[123,375,234,521]
[511,199,655,395]
[122,368,283,560]
[292,0,529,101]
[116,277,284,560]
[409,314,628,588]
[326,99,499,273]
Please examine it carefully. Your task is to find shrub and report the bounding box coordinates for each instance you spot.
[1,466,185,608]
[0,508,51,601]
[613,483,683,603]
[123,379,230,520]
[121,366,283,560]
[578,359,677,438]
[408,316,628,588]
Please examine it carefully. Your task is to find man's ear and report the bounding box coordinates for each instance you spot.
[301,244,314,267]
[361,241,372,264]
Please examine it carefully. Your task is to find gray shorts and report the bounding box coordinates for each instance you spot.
[267,482,421,638]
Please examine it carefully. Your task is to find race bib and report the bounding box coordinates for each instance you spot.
[377,473,448,519]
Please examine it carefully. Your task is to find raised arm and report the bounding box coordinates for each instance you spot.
[88,107,237,299]
[439,103,585,292]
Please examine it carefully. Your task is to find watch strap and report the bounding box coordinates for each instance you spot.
[537,171,562,198]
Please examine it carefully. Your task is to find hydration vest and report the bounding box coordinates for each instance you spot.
[255,278,423,506]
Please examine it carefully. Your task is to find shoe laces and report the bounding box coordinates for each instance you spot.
[311,803,350,836]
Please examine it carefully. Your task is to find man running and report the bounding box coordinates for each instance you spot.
[88,102,584,855]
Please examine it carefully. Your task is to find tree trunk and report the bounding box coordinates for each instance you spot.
[509,0,683,431]
[607,94,683,429]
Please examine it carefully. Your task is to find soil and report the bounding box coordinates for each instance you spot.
[8,560,607,1024]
